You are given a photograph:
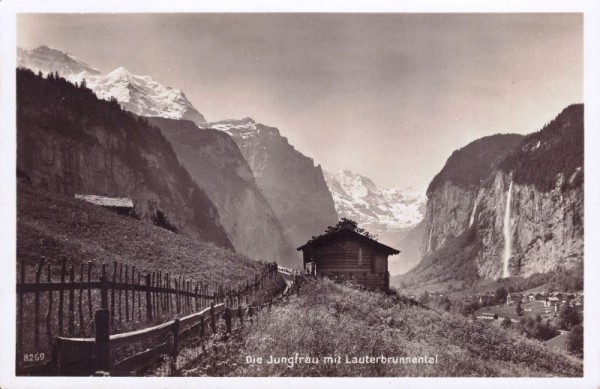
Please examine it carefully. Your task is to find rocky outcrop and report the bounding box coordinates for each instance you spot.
[422,183,477,255]
[149,117,299,268]
[210,118,339,251]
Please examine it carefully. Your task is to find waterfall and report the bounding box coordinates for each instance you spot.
[469,197,479,227]
[502,180,513,278]
[427,226,432,253]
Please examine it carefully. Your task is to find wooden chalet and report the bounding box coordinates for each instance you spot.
[297,229,399,292]
[75,194,134,215]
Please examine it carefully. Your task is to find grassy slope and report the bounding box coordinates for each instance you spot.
[17,182,264,285]
[227,277,581,377]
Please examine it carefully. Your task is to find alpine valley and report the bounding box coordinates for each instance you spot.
[397,104,583,287]
[17,45,338,268]
[17,45,584,286]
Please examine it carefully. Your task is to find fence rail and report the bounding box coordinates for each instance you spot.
[16,259,280,375]
[50,267,298,376]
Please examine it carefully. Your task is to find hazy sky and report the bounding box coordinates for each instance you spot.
[17,13,582,190]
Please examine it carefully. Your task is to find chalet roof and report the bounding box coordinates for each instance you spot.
[75,194,134,208]
[297,228,400,255]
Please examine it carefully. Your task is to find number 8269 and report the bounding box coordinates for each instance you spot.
[23,353,45,362]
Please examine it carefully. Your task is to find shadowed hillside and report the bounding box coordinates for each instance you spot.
[149,117,298,267]
[17,69,231,249]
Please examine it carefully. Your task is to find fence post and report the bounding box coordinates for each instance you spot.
[145,273,153,322]
[171,318,180,359]
[94,309,111,374]
[199,315,205,339]
[111,261,117,326]
[58,259,66,335]
[210,303,216,334]
[69,266,75,336]
[245,281,249,305]
[34,259,43,348]
[194,283,199,311]
[224,307,232,333]
[100,272,109,310]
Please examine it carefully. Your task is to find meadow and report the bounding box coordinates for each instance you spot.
[213,277,583,377]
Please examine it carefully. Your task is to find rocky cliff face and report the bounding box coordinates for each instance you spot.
[474,171,583,278]
[422,183,478,255]
[421,133,525,258]
[411,105,583,283]
[210,118,339,250]
[149,117,299,267]
[17,69,232,249]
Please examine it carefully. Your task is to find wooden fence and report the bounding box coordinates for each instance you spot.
[16,259,280,375]
[60,269,301,376]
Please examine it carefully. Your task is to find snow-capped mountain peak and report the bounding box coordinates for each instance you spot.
[17,46,207,126]
[209,117,260,139]
[324,169,426,235]
[18,45,100,77]
[107,66,133,78]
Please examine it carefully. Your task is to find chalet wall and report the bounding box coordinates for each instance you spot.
[304,237,389,290]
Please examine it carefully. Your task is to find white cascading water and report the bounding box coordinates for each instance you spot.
[502,180,513,278]
[427,227,432,253]
[469,197,479,227]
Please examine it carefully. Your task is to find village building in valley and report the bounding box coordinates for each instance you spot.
[297,222,399,292]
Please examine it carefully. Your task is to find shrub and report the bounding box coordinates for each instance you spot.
[557,304,580,330]
[515,301,524,316]
[495,287,508,305]
[151,209,178,233]
[567,325,583,358]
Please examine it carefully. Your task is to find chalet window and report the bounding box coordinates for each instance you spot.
[358,248,363,266]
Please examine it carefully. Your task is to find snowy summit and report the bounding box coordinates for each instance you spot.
[18,46,207,126]
[324,170,426,233]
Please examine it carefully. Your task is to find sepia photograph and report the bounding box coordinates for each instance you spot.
[1,3,599,388]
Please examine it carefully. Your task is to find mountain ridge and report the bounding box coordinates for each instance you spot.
[209,118,339,251]
[401,104,584,286]
[18,45,207,126]
[148,117,300,267]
